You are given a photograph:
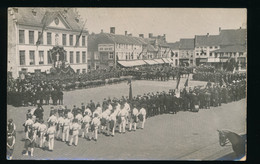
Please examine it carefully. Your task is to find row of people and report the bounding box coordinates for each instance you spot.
[22,101,147,156]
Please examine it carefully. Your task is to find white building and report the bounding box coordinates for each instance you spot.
[8,8,88,78]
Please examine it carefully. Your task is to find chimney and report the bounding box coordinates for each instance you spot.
[219,27,221,33]
[240,27,241,29]
[139,34,144,38]
[163,34,166,41]
[207,33,209,37]
[125,31,127,36]
[110,27,115,34]
[149,33,153,38]
[101,29,103,33]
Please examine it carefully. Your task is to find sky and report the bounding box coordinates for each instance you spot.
[77,8,246,43]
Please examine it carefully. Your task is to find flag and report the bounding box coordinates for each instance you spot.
[175,70,181,89]
[36,11,58,46]
[74,19,87,47]
[127,79,133,100]
[184,78,188,87]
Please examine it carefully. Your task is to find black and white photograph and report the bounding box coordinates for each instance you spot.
[7,7,247,160]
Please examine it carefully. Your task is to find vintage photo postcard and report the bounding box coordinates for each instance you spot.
[7,7,246,160]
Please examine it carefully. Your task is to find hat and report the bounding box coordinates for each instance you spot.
[8,119,13,123]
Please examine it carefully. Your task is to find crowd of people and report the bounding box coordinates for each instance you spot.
[20,100,147,156]
[7,72,246,158]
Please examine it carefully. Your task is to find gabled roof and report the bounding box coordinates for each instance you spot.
[219,28,246,46]
[195,35,220,47]
[168,41,180,50]
[211,45,246,53]
[13,8,87,32]
[179,38,195,50]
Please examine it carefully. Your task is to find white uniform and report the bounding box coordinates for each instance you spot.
[131,108,139,131]
[69,122,80,146]
[47,115,58,126]
[56,117,65,139]
[119,108,128,133]
[62,118,70,142]
[139,108,146,129]
[84,108,92,117]
[38,123,47,148]
[47,126,56,150]
[81,115,91,138]
[67,112,74,122]
[91,117,100,140]
[109,112,117,136]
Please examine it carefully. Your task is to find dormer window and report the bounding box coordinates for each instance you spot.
[32,9,36,16]
[75,17,79,23]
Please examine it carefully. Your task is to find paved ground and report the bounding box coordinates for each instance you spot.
[7,79,246,160]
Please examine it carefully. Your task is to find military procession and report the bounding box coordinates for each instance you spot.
[7,66,246,158]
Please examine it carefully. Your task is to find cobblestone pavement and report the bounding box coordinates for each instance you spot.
[7,79,246,160]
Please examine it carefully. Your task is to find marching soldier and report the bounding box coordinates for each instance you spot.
[62,113,71,142]
[81,112,92,139]
[46,122,56,151]
[91,113,101,141]
[32,118,41,147]
[138,105,147,129]
[47,112,58,128]
[69,119,80,146]
[56,113,65,141]
[38,119,47,149]
[130,104,139,131]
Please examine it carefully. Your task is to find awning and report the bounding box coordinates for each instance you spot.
[196,58,207,63]
[153,59,165,64]
[162,58,173,63]
[144,60,159,65]
[208,58,220,63]
[117,60,146,67]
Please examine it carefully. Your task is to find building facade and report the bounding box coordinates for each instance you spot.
[8,8,88,78]
[179,38,195,66]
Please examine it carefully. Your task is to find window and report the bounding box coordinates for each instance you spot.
[64,51,67,62]
[39,51,44,65]
[19,51,25,65]
[88,65,91,70]
[19,30,25,44]
[47,32,52,45]
[82,51,86,63]
[82,36,86,46]
[190,60,193,64]
[82,69,86,74]
[76,51,80,63]
[76,35,80,46]
[196,53,199,56]
[29,51,35,65]
[234,53,237,57]
[69,35,73,46]
[37,31,43,45]
[76,69,80,74]
[62,34,67,46]
[96,65,99,70]
[175,53,178,57]
[215,46,218,49]
[70,51,74,63]
[204,53,207,56]
[47,51,52,64]
[239,52,243,56]
[109,52,114,59]
[29,31,34,44]
[210,46,212,49]
[175,59,178,66]
[210,53,212,57]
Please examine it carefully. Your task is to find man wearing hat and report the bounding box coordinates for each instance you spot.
[47,111,58,128]
[130,104,139,131]
[75,109,83,136]
[34,103,44,120]
[72,105,78,117]
[24,114,34,139]
[118,102,128,134]
[62,113,71,142]
[32,118,41,147]
[84,105,92,117]
[56,113,65,141]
